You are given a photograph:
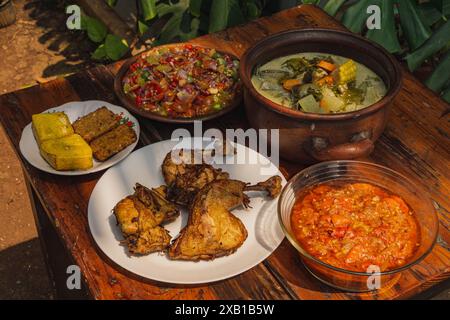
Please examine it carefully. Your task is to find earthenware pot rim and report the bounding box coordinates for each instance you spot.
[240,28,403,121]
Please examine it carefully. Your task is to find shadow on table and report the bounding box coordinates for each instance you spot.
[0,238,53,300]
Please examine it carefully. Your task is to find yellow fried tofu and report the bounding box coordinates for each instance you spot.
[39,134,93,171]
[32,112,74,146]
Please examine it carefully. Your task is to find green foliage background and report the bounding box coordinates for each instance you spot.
[85,0,450,101]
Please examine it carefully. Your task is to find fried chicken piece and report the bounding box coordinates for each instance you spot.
[113,183,180,255]
[134,183,180,223]
[162,149,229,206]
[168,176,282,261]
[168,180,248,261]
[244,175,282,198]
[114,196,171,255]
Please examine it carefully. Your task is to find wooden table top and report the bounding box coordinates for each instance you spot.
[0,5,449,300]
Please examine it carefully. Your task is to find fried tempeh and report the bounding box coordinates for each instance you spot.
[90,124,137,161]
[73,106,120,142]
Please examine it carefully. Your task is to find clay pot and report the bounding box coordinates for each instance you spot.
[240,29,403,163]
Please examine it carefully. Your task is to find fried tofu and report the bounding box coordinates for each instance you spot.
[90,124,137,161]
[39,134,93,171]
[32,112,74,146]
[72,106,119,142]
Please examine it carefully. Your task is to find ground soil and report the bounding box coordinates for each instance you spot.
[0,0,448,300]
[0,0,94,299]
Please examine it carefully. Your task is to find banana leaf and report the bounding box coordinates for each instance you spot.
[397,0,431,50]
[405,20,450,71]
[424,51,450,92]
[366,0,401,53]
[322,0,347,16]
[341,0,373,33]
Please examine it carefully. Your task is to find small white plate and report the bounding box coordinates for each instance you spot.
[19,100,140,176]
[88,138,286,284]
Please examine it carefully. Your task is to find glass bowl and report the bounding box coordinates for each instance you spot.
[278,161,439,292]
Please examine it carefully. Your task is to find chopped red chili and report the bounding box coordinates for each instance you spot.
[291,182,420,272]
[123,44,240,118]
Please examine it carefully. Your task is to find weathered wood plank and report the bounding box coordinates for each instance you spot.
[0,4,448,300]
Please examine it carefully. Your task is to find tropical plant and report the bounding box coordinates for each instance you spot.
[80,14,129,61]
[95,0,450,101]
[315,0,450,102]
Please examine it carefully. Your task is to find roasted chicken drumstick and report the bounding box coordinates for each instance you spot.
[168,176,282,261]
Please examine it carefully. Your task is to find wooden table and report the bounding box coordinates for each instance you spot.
[0,5,449,300]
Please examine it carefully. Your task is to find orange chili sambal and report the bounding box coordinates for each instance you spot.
[291,182,420,272]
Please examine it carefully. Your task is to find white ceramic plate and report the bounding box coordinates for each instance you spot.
[88,138,286,284]
[19,100,140,176]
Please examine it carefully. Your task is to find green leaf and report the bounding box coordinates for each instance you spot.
[245,1,261,19]
[189,0,202,17]
[322,0,347,16]
[85,16,108,43]
[105,34,129,61]
[105,0,117,7]
[160,14,183,43]
[140,0,157,21]
[180,17,200,41]
[138,20,149,35]
[227,0,246,27]
[341,0,372,33]
[91,44,106,60]
[431,0,450,16]
[157,0,189,17]
[442,85,450,103]
[417,3,444,27]
[397,0,431,50]
[405,20,450,71]
[365,0,402,53]
[424,50,450,92]
[209,0,232,33]
[80,14,89,31]
[159,9,199,43]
